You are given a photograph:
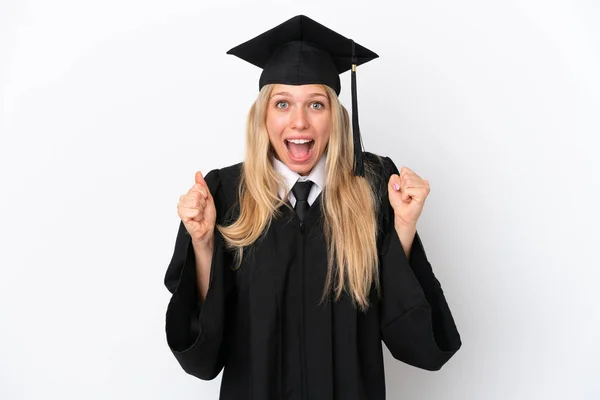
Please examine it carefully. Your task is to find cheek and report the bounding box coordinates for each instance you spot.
[266,115,285,143]
[315,116,332,144]
[266,111,287,129]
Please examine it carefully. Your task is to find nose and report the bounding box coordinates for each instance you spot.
[290,106,309,130]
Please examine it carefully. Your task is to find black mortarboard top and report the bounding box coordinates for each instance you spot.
[226,15,378,176]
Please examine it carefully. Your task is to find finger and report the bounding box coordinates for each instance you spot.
[180,195,206,210]
[402,176,428,189]
[400,167,416,176]
[388,174,402,192]
[180,207,203,221]
[189,183,209,199]
[181,191,205,201]
[195,171,212,198]
[180,213,198,223]
[193,172,213,201]
[400,167,421,180]
[195,171,205,185]
[402,187,427,203]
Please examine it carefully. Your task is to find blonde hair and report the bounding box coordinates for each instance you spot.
[217,84,381,311]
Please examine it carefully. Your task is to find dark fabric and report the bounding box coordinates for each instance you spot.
[164,152,462,399]
[226,15,378,95]
[291,180,313,224]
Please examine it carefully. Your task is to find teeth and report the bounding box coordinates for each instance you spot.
[287,139,313,144]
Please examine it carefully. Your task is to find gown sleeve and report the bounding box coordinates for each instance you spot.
[163,168,235,380]
[379,156,462,371]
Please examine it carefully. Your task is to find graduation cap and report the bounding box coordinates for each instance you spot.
[226,15,378,176]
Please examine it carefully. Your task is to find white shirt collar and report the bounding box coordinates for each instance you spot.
[272,154,326,206]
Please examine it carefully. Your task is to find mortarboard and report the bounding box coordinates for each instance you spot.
[226,15,378,176]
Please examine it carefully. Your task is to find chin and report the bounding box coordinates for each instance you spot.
[283,160,311,176]
[293,166,313,176]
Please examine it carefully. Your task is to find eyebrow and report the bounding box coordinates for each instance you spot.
[270,92,328,100]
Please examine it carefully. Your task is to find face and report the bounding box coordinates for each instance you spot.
[266,84,332,176]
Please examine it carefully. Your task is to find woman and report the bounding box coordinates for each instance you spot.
[164,15,461,400]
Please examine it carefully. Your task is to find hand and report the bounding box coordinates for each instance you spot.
[177,171,217,247]
[388,167,430,227]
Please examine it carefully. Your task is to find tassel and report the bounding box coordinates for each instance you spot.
[351,40,365,177]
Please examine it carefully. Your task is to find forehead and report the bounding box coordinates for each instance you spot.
[271,84,328,97]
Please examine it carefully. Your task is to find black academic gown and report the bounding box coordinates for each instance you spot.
[164,153,462,400]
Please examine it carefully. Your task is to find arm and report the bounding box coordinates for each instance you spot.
[379,157,462,371]
[395,220,416,260]
[193,238,214,302]
[164,169,235,380]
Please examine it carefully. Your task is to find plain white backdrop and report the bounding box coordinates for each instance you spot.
[1,0,599,399]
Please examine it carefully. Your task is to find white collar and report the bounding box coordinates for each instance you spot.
[272,154,326,205]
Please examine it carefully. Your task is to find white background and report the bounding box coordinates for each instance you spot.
[1,1,599,399]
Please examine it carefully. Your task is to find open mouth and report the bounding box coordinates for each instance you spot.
[285,139,315,162]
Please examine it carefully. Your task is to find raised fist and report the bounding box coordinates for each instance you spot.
[177,171,217,247]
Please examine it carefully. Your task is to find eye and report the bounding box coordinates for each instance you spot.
[275,101,289,109]
[310,102,325,110]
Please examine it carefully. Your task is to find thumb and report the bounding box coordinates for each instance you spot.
[195,171,205,185]
[388,174,401,192]
[194,171,213,201]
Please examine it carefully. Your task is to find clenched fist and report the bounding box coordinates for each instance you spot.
[177,171,217,247]
[388,167,430,227]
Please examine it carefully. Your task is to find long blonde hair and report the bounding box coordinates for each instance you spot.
[217,84,381,311]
